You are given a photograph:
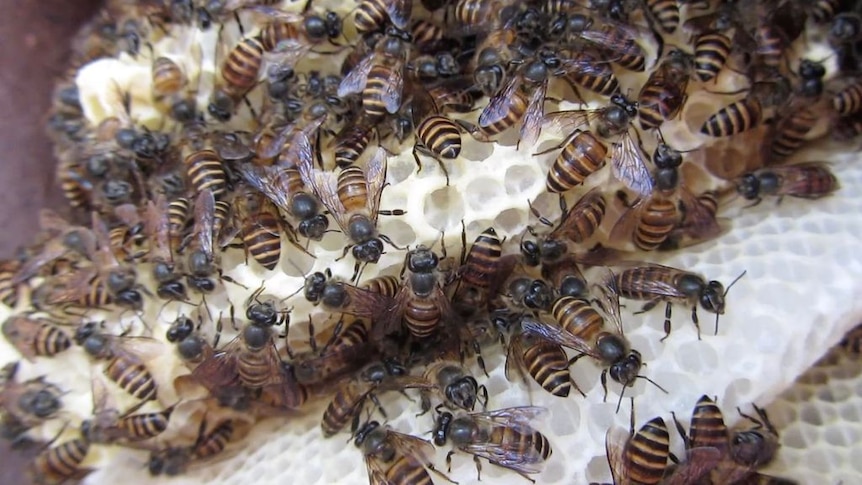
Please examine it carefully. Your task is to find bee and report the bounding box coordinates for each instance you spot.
[642,0,681,34]
[184,148,227,199]
[303,270,394,320]
[354,420,453,485]
[321,359,425,436]
[768,61,829,162]
[74,321,161,401]
[506,330,581,398]
[605,416,671,485]
[412,103,462,184]
[1,316,72,362]
[29,436,92,485]
[355,0,413,33]
[832,79,862,116]
[452,226,509,310]
[411,19,446,52]
[233,186,283,271]
[208,36,265,122]
[671,396,788,484]
[147,419,236,476]
[258,11,344,91]
[700,77,793,138]
[12,210,96,286]
[735,162,840,205]
[433,406,552,482]
[338,27,411,121]
[151,56,198,123]
[80,374,174,444]
[288,316,371,385]
[540,93,639,193]
[374,246,454,341]
[528,187,607,253]
[333,121,374,168]
[614,263,746,339]
[420,361,488,413]
[637,49,692,130]
[167,196,191,240]
[692,31,734,82]
[0,362,63,445]
[559,48,621,97]
[559,12,649,72]
[143,195,186,301]
[299,145,404,277]
[521,271,662,408]
[185,190,223,294]
[236,163,330,242]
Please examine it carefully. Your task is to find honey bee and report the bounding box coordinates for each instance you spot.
[355,420,455,485]
[2,316,72,362]
[506,329,582,398]
[700,78,792,137]
[374,246,454,341]
[521,271,663,407]
[233,186,283,271]
[74,321,161,401]
[236,163,329,242]
[147,418,236,476]
[503,277,556,313]
[287,316,372,385]
[321,359,427,436]
[338,27,411,121]
[208,36,265,122]
[333,121,374,168]
[735,162,840,205]
[559,48,621,98]
[185,190,222,294]
[184,148,228,199]
[0,362,64,445]
[143,195,186,301]
[671,395,789,484]
[613,263,746,339]
[605,415,671,485]
[529,187,607,254]
[637,48,692,131]
[433,406,552,482]
[29,436,92,485]
[151,56,198,123]
[541,93,640,193]
[303,270,394,320]
[451,226,510,311]
[420,360,488,413]
[557,12,650,72]
[12,210,96,286]
[81,374,174,444]
[299,145,404,276]
[355,0,413,33]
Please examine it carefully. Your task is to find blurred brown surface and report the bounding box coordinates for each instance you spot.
[0,0,102,482]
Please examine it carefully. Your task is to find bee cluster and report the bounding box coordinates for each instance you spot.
[1,0,861,484]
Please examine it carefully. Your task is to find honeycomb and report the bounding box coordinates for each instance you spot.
[3,1,862,484]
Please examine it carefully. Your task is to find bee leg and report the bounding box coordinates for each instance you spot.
[634,300,659,315]
[369,393,387,419]
[478,385,489,410]
[427,463,459,485]
[571,376,587,398]
[691,305,701,340]
[660,301,673,342]
[600,369,609,402]
[671,411,691,450]
[446,450,456,473]
[473,455,483,481]
[417,393,432,417]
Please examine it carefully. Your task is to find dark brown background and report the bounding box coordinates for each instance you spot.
[1,0,102,482]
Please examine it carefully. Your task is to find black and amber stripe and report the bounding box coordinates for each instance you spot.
[417,115,462,159]
[459,227,502,291]
[646,0,680,33]
[242,204,282,271]
[694,33,732,82]
[546,131,608,193]
[335,124,373,168]
[184,149,227,198]
[635,198,680,251]
[556,188,606,243]
[833,81,862,116]
[105,355,157,401]
[689,395,729,451]
[700,98,762,137]
[322,382,369,436]
[31,438,90,483]
[336,166,370,214]
[220,37,264,99]
[118,406,174,441]
[551,296,604,343]
[361,275,401,297]
[623,417,670,484]
[770,108,818,159]
[523,339,573,397]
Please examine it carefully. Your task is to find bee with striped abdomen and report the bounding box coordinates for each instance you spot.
[605,415,671,485]
[354,420,454,485]
[506,328,582,398]
[0,362,64,446]
[735,162,840,205]
[2,316,72,363]
[638,48,692,130]
[29,435,92,485]
[80,373,173,444]
[433,405,552,482]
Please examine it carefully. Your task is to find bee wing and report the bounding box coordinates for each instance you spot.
[263,42,313,74]
[593,269,626,336]
[385,429,436,465]
[90,212,120,269]
[611,132,654,196]
[191,341,242,390]
[608,197,648,247]
[661,447,723,485]
[580,24,646,58]
[520,317,600,358]
[478,76,522,128]
[382,66,404,115]
[236,164,292,214]
[520,81,548,148]
[673,188,726,244]
[338,283,396,320]
[11,240,68,285]
[114,204,141,227]
[611,262,691,299]
[193,190,216,258]
[364,454,391,485]
[470,405,548,428]
[255,122,297,160]
[338,55,375,97]
[773,162,838,197]
[384,0,413,29]
[144,195,172,263]
[41,268,99,305]
[244,7,304,21]
[504,333,530,385]
[371,285,412,342]
[542,109,598,138]
[605,426,630,484]
[1,317,45,362]
[297,143,350,231]
[365,147,388,221]
[114,335,169,364]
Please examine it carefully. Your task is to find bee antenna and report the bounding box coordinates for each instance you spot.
[723,270,747,297]
[638,375,668,394]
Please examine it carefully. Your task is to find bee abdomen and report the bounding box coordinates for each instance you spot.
[405,299,442,339]
[243,212,282,271]
[221,37,264,99]
[524,341,573,397]
[694,33,732,82]
[646,0,680,33]
[37,324,72,357]
[185,149,227,198]
[625,417,670,484]
[547,132,608,193]
[635,199,680,250]
[106,357,157,401]
[700,98,762,137]
[551,296,603,342]
[417,115,462,159]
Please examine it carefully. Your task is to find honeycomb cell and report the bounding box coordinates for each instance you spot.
[423,186,465,231]
[504,164,541,195]
[466,177,505,211]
